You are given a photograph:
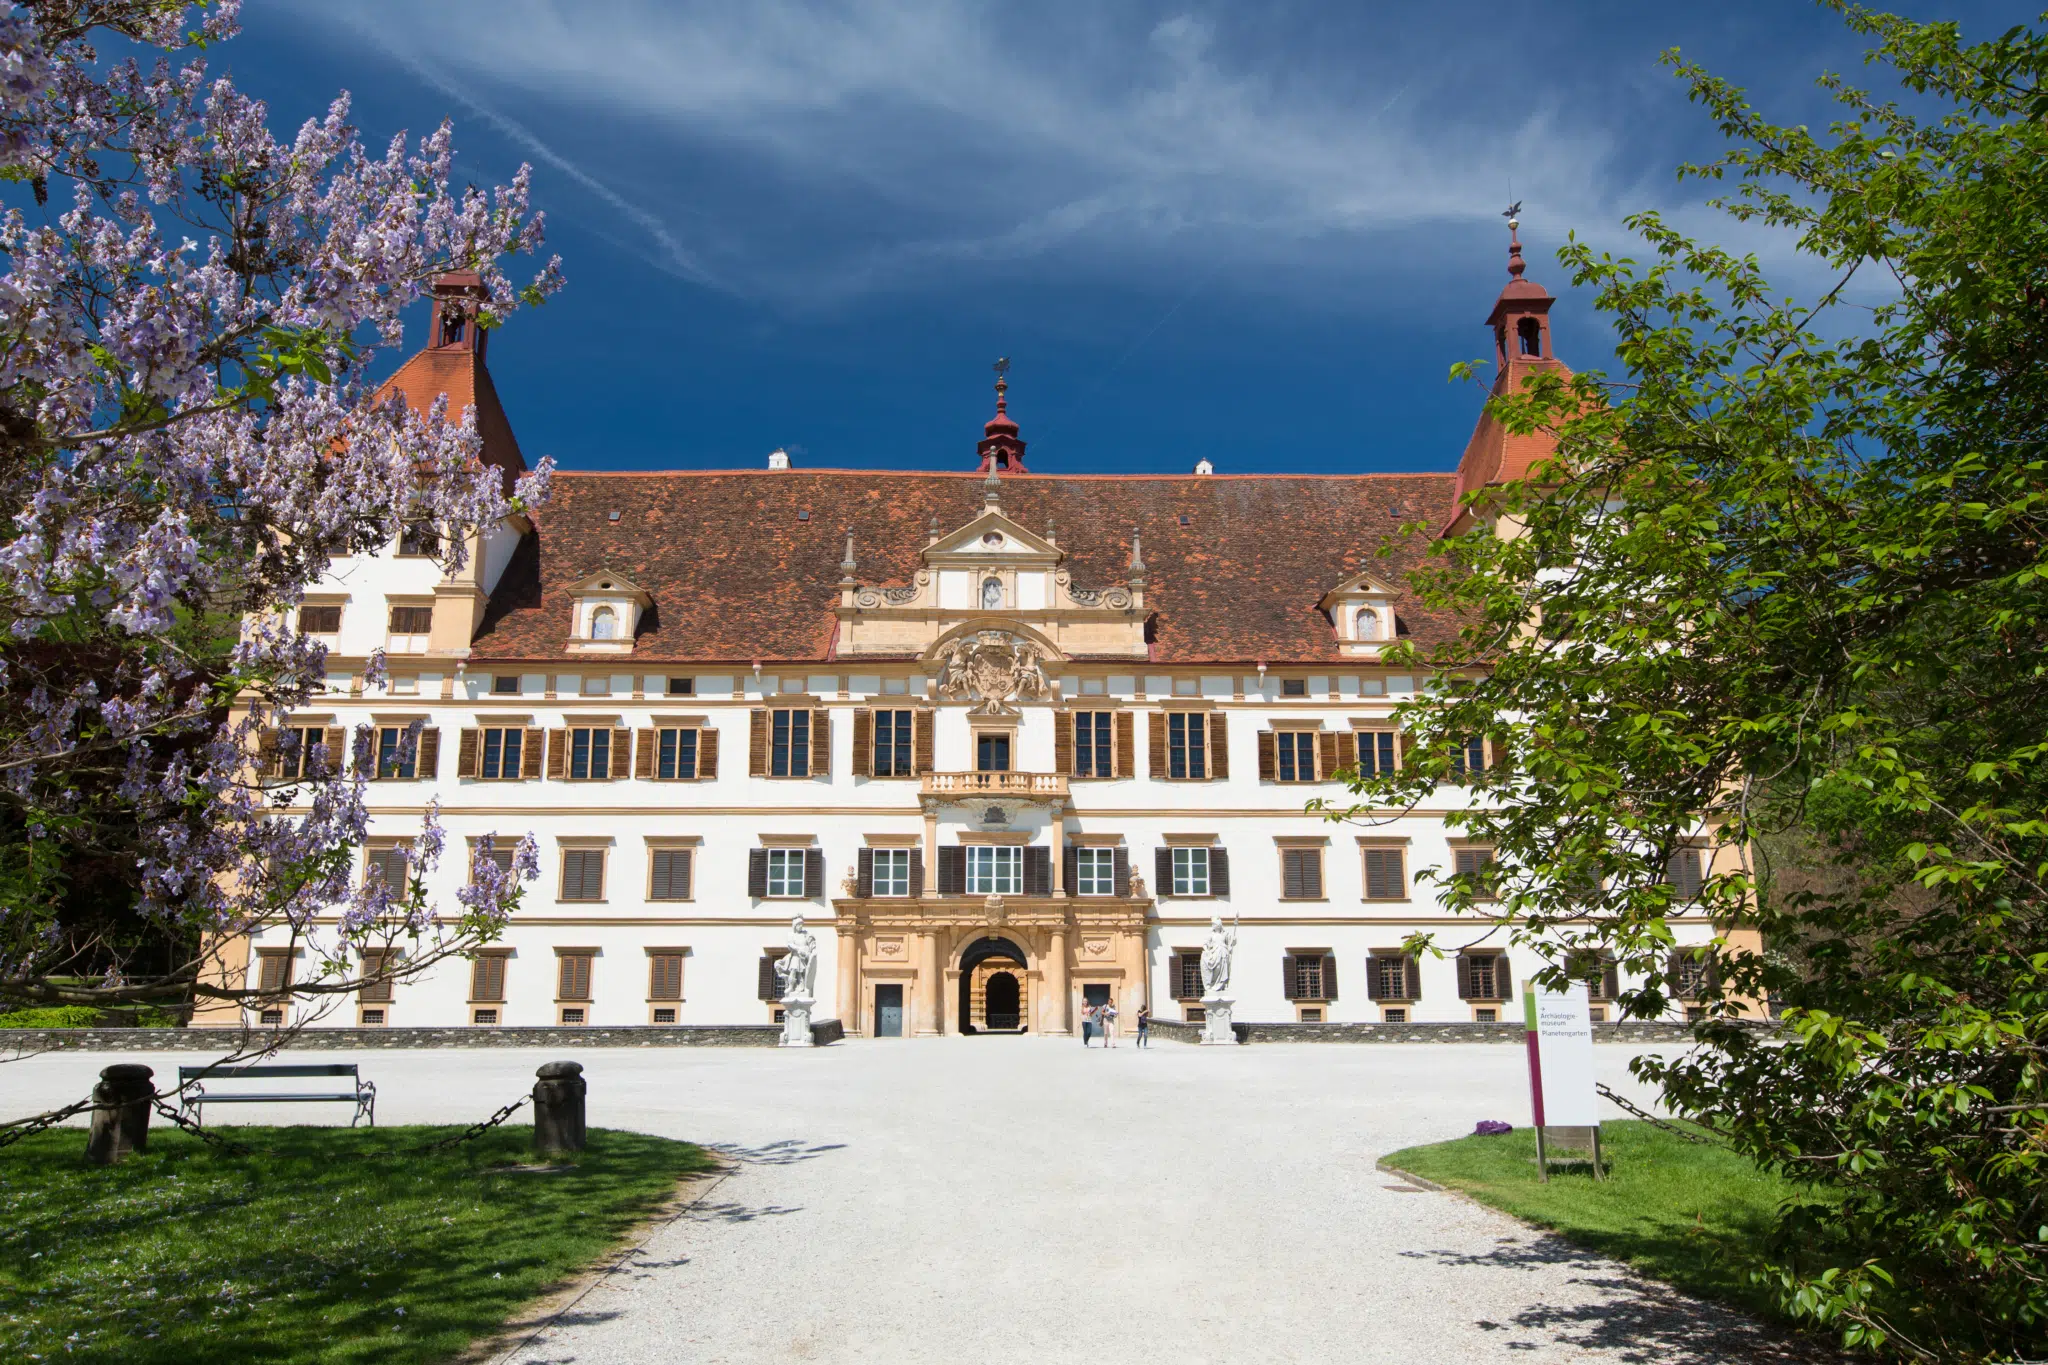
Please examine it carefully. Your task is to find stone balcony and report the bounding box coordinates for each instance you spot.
[919,771,1069,802]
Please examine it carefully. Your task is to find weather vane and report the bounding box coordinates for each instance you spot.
[1503,200,1522,229]
[993,357,1010,380]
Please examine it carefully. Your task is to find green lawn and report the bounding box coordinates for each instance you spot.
[1383,1120,1815,1327]
[0,1124,715,1364]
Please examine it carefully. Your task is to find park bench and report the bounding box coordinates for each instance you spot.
[177,1063,376,1127]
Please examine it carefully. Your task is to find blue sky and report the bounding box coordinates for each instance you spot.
[245,1,2029,476]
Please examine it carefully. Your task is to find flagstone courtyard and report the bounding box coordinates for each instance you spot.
[6,1038,1828,1364]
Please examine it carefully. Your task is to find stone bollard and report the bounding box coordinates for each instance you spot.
[531,1060,586,1156]
[85,1063,155,1166]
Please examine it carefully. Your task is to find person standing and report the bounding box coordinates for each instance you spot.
[1136,1006,1151,1048]
[1101,1000,1119,1048]
[1081,1001,1097,1047]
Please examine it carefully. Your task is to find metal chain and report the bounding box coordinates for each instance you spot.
[1596,1082,1724,1146]
[151,1097,257,1155]
[0,1097,95,1151]
[412,1093,531,1154]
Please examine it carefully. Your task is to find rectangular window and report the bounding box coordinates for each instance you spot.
[1449,736,1488,778]
[366,845,409,891]
[649,849,693,901]
[1074,711,1114,778]
[1461,953,1508,1001]
[1453,847,1498,899]
[1167,713,1207,780]
[560,849,605,902]
[568,726,613,780]
[667,677,694,696]
[471,843,516,884]
[387,605,434,634]
[649,953,684,1001]
[1171,846,1211,897]
[255,951,292,994]
[766,847,808,898]
[873,710,914,777]
[557,953,593,1002]
[297,604,341,634]
[1294,955,1327,1000]
[375,726,416,780]
[1666,848,1705,901]
[1175,952,1203,1001]
[1363,847,1406,900]
[871,848,911,898]
[1355,730,1397,777]
[492,674,521,695]
[656,727,700,780]
[1281,678,1307,697]
[1281,848,1324,899]
[1074,847,1117,896]
[1372,955,1413,1000]
[1275,731,1317,782]
[396,524,440,557]
[967,845,1022,895]
[275,725,327,780]
[470,954,507,1003]
[976,733,1011,773]
[1383,1007,1407,1023]
[652,1006,678,1023]
[478,727,524,780]
[770,709,811,777]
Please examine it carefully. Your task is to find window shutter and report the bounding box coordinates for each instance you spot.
[1055,713,1074,775]
[1337,732,1357,773]
[697,727,719,778]
[1282,954,1299,1000]
[810,710,831,775]
[1367,956,1387,1002]
[804,849,826,899]
[1113,712,1134,777]
[472,954,506,1002]
[322,727,347,776]
[856,848,875,898]
[1316,732,1339,780]
[558,954,591,1001]
[749,709,768,776]
[1601,960,1620,1002]
[1112,847,1131,897]
[608,728,630,780]
[517,728,541,779]
[909,849,925,897]
[547,729,567,779]
[757,953,780,1001]
[913,710,933,775]
[1148,712,1167,779]
[1395,731,1412,770]
[852,708,871,776]
[415,727,440,778]
[649,954,683,1001]
[1170,953,1190,1001]
[1062,843,1078,897]
[1208,714,1229,779]
[1323,954,1339,1002]
[1282,850,1303,899]
[1456,954,1474,1000]
[1154,847,1173,897]
[1023,846,1051,897]
[747,849,769,899]
[938,846,966,896]
[1257,731,1277,780]
[258,728,282,777]
[636,729,656,779]
[1209,847,1231,896]
[457,728,480,777]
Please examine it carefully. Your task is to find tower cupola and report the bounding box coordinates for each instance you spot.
[976,357,1028,473]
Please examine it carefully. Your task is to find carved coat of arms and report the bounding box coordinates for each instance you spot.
[935,631,1051,715]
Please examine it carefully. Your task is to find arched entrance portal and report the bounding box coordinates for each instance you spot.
[956,935,1030,1035]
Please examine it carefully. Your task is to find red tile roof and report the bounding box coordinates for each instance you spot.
[468,470,1463,665]
[374,345,528,492]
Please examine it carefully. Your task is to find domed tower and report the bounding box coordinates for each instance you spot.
[976,358,1028,473]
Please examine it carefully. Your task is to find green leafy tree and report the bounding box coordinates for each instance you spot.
[1331,6,2048,1358]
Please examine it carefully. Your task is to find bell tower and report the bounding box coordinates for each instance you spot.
[428,269,488,361]
[1486,210,1554,367]
[976,357,1028,473]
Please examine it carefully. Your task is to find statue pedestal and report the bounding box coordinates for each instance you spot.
[779,995,815,1048]
[1200,997,1238,1045]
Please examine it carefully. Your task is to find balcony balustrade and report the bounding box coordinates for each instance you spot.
[920,771,1068,801]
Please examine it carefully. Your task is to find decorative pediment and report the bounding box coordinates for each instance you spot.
[1319,570,1401,655]
[565,568,652,653]
[923,510,1061,566]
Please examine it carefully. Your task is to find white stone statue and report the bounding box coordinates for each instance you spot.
[1200,914,1237,996]
[776,915,818,1000]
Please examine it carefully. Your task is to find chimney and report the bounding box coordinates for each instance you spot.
[767,448,791,470]
[1192,458,1214,475]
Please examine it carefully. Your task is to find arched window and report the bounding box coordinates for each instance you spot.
[981,577,1004,610]
[590,606,617,640]
[1516,316,1542,357]
[1355,607,1380,640]
[440,308,466,346]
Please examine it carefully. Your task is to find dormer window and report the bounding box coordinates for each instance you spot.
[590,606,618,640]
[1355,607,1382,641]
[1321,571,1400,656]
[564,569,652,654]
[1517,316,1542,357]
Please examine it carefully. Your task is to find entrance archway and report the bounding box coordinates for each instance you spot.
[956,935,1030,1035]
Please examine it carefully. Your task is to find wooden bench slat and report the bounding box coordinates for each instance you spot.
[179,1064,359,1079]
[192,1092,363,1103]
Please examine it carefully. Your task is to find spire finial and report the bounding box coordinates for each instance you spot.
[841,530,856,574]
[1128,526,1146,574]
[992,356,1010,414]
[1503,201,1525,279]
[976,357,1028,473]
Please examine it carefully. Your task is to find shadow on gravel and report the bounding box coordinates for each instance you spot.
[1403,1234,1842,1365]
[687,1200,804,1224]
[711,1139,847,1165]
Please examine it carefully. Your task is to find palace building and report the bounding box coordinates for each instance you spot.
[212,239,1730,1036]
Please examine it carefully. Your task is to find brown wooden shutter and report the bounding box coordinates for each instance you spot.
[1281,849,1303,898]
[558,954,591,1001]
[1023,846,1051,897]
[322,727,347,776]
[1209,847,1231,896]
[1148,712,1167,778]
[547,729,567,779]
[1257,731,1277,780]
[1316,732,1339,781]
[609,728,630,780]
[1208,714,1229,779]
[804,849,826,899]
[1395,731,1412,770]
[747,849,769,898]
[856,848,875,898]
[1367,955,1387,1002]
[851,708,871,776]
[258,729,281,777]
[1281,954,1299,1000]
[649,954,683,1001]
[1055,712,1074,775]
[698,727,719,778]
[1114,711,1134,777]
[1408,955,1424,1002]
[472,954,507,1002]
[1323,954,1339,1002]
[457,728,480,777]
[909,849,925,897]
[1062,843,1078,896]
[912,710,934,775]
[415,727,440,779]
[1154,847,1173,897]
[521,728,544,779]
[1337,732,1357,773]
[749,709,768,776]
[757,953,781,1001]
[938,846,966,896]
[636,729,656,779]
[810,709,831,775]
[1112,847,1131,897]
[1601,960,1619,1002]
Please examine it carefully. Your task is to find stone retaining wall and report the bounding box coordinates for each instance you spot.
[1143,1019,1725,1044]
[1,1024,783,1051]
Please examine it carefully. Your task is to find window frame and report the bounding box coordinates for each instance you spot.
[1166,711,1208,780]
[1279,845,1325,900]
[764,847,808,899]
[872,708,915,777]
[769,708,812,778]
[1073,710,1115,779]
[1361,844,1407,901]
[655,726,701,781]
[1452,845,1500,901]
[974,729,1013,774]
[476,725,525,781]
[297,603,342,635]
[1274,729,1318,783]
[558,847,607,903]
[1353,728,1398,777]
[566,725,614,781]
[648,847,694,901]
[1073,846,1118,897]
[1170,845,1211,897]
[966,844,1023,896]
[870,847,912,898]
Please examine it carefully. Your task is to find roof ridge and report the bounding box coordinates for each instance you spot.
[541,468,1459,481]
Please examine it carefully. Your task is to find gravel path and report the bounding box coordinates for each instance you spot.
[7,1037,1828,1364]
